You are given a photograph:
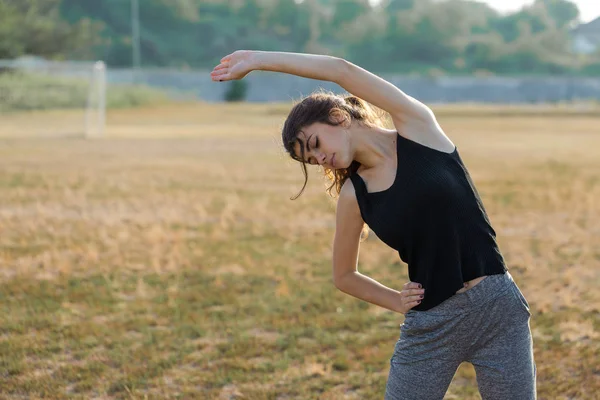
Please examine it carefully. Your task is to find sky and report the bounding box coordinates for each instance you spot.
[367,0,600,23]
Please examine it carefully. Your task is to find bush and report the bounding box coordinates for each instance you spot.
[223,80,248,102]
[581,61,600,76]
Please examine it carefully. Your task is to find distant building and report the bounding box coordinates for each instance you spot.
[571,17,600,55]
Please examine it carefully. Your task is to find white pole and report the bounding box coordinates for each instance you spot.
[132,0,141,73]
[96,61,106,138]
[85,61,106,139]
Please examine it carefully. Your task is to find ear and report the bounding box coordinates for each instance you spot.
[329,108,350,128]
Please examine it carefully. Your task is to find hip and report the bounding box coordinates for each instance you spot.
[407,271,524,317]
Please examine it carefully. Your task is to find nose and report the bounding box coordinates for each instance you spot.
[317,152,327,165]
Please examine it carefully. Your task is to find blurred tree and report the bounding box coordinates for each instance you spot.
[534,0,580,28]
[60,0,198,67]
[0,0,594,75]
[463,33,506,71]
[0,0,103,60]
[264,0,311,50]
[379,0,463,70]
[343,7,390,71]
[328,0,370,30]
[383,0,416,12]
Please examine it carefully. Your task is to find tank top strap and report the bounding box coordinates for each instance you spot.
[348,172,370,220]
[349,171,367,197]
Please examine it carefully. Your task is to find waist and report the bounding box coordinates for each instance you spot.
[455,275,488,294]
[408,271,513,316]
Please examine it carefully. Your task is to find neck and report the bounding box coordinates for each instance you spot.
[351,124,397,169]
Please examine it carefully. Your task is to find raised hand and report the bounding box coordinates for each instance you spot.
[210,50,257,82]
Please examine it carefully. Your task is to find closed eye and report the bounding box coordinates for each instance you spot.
[315,138,321,164]
[306,136,319,165]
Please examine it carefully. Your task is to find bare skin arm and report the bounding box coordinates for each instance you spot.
[211,50,427,311]
[332,179,424,314]
[211,50,454,151]
[211,50,431,120]
[211,50,344,83]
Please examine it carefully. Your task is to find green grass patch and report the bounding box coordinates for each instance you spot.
[0,71,171,111]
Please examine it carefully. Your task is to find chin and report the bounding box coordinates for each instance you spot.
[332,156,343,170]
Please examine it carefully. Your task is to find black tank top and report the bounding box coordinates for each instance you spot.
[349,132,507,311]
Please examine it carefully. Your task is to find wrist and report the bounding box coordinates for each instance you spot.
[393,292,407,314]
[250,50,267,70]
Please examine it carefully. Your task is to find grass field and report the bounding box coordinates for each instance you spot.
[0,102,599,399]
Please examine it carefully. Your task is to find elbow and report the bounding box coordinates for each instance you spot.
[333,275,344,290]
[333,271,353,291]
[332,272,344,290]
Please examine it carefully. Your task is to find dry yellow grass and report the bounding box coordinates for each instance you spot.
[0,102,599,399]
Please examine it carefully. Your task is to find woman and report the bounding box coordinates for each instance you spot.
[210,50,536,400]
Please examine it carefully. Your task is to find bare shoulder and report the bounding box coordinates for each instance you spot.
[390,108,456,154]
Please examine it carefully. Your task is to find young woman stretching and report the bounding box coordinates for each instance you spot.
[210,50,537,400]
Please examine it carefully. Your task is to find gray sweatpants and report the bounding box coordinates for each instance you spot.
[385,271,536,400]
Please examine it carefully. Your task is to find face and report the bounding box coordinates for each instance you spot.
[293,120,350,170]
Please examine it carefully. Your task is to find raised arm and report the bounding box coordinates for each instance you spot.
[336,58,433,120]
[210,50,343,84]
[210,50,432,120]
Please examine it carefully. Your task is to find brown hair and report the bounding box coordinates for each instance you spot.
[282,89,387,200]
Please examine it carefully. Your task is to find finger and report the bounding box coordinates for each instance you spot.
[406,296,422,305]
[405,288,425,296]
[210,69,228,78]
[212,63,229,72]
[220,53,233,63]
[405,294,424,303]
[403,282,423,289]
[211,72,230,82]
[406,300,421,310]
[210,69,229,78]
